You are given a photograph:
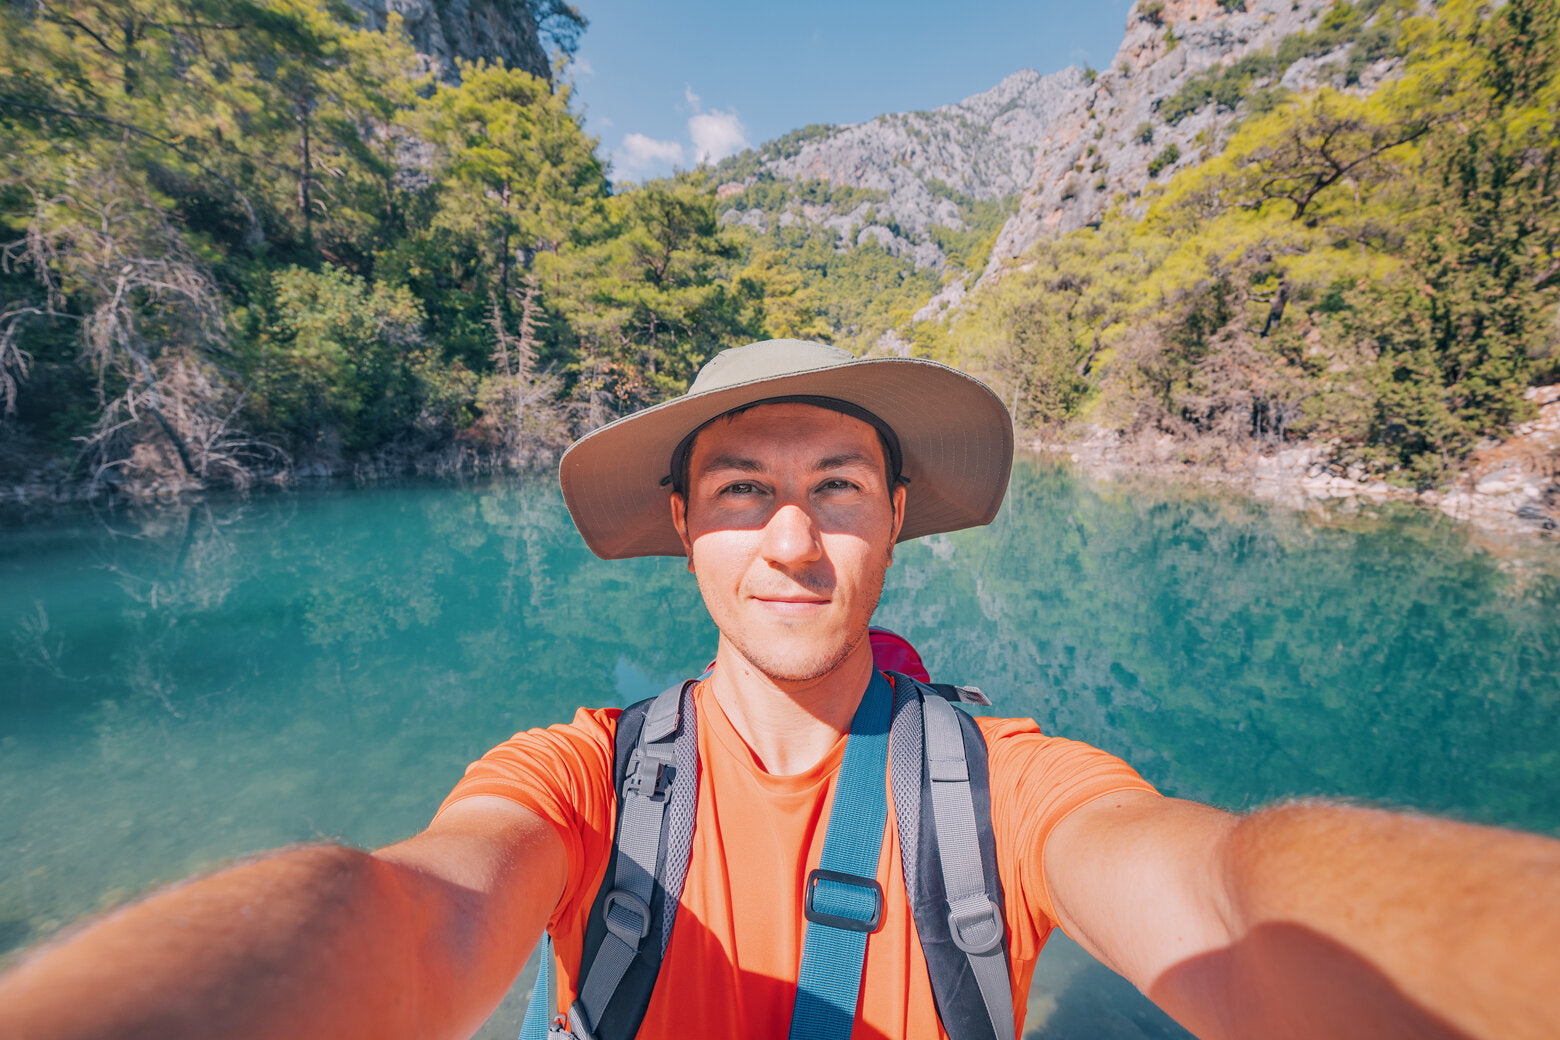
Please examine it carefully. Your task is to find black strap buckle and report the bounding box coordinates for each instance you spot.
[804,868,884,933]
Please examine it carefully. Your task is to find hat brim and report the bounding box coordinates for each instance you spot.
[559,356,1014,559]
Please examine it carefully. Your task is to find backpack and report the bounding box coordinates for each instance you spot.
[527,672,1014,1040]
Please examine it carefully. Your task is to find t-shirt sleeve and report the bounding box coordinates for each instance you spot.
[435,706,621,931]
[979,716,1159,941]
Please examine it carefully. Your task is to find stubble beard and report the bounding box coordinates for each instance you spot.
[726,624,866,684]
[706,567,887,685]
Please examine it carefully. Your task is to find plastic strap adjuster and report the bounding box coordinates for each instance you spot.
[947,894,1004,954]
[602,889,652,946]
[624,748,673,802]
[804,868,885,933]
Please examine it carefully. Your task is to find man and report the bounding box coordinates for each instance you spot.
[1,339,1557,1040]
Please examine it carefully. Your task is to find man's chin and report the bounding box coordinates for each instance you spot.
[729,635,859,686]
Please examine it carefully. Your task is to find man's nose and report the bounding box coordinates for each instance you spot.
[760,502,823,566]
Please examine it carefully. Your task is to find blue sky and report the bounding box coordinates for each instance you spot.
[565,0,1138,183]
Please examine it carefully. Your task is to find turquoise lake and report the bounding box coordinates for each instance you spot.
[3,456,1559,1039]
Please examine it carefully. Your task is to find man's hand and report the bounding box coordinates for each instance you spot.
[0,796,565,1040]
[1045,792,1560,1040]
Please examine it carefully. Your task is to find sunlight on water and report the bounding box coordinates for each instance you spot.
[3,458,1558,1039]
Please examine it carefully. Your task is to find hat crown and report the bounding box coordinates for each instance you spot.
[689,339,854,395]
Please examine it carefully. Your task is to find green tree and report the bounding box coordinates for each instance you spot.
[732,248,834,342]
[543,179,757,418]
[1342,0,1560,481]
[411,61,607,306]
[205,1,426,263]
[243,264,426,456]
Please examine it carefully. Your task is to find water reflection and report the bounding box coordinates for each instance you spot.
[3,461,1558,1040]
[873,468,1560,831]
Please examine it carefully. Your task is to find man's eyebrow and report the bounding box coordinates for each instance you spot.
[696,451,878,475]
[816,451,877,471]
[699,454,764,474]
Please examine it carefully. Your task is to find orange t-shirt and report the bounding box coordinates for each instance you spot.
[440,681,1156,1039]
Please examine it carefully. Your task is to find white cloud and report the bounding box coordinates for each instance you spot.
[688,109,749,165]
[680,85,748,166]
[617,132,684,173]
[573,58,595,76]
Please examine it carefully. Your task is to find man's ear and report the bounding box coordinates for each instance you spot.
[670,492,694,572]
[888,483,907,559]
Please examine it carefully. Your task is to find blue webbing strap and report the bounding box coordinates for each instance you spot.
[520,932,554,1040]
[787,669,894,1040]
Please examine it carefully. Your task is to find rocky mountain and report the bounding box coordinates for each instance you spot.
[714,68,1087,268]
[342,0,551,82]
[711,68,1084,272]
[711,0,1404,320]
[983,0,1401,285]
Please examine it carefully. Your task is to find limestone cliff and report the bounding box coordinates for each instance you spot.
[342,0,550,82]
[983,0,1393,283]
[717,0,1403,307]
[714,69,1083,273]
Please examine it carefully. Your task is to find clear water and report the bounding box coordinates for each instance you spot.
[3,457,1558,1039]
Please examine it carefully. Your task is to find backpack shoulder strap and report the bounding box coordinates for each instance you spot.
[566,680,699,1040]
[888,673,1015,1040]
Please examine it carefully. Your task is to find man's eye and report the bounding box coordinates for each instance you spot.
[720,482,760,496]
[819,479,858,492]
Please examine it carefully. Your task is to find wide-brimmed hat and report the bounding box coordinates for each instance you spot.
[559,339,1014,559]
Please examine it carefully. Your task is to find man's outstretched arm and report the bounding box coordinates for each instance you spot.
[1044,792,1560,1040]
[0,795,565,1040]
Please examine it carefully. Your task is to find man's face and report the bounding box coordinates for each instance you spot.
[670,402,906,684]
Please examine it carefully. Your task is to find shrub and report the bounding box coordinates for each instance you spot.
[1147,143,1181,178]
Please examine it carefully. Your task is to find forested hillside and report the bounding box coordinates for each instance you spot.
[919,0,1559,492]
[0,0,787,492]
[1,0,1556,512]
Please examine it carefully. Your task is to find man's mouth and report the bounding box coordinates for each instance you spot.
[751,594,830,614]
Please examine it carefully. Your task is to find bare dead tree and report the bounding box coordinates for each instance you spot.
[1260,279,1289,338]
[2,163,279,489]
[477,272,567,467]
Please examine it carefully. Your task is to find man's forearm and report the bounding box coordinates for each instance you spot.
[0,801,561,1040]
[0,845,447,1040]
[1159,803,1560,1040]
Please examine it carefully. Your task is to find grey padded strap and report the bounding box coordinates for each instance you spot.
[923,695,1016,1040]
[571,682,689,1038]
[642,682,682,741]
[889,677,925,906]
[657,685,700,954]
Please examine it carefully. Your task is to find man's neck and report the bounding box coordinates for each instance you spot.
[706,641,876,776]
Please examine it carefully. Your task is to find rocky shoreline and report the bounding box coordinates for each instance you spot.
[1038,386,1560,538]
[7,388,1558,540]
